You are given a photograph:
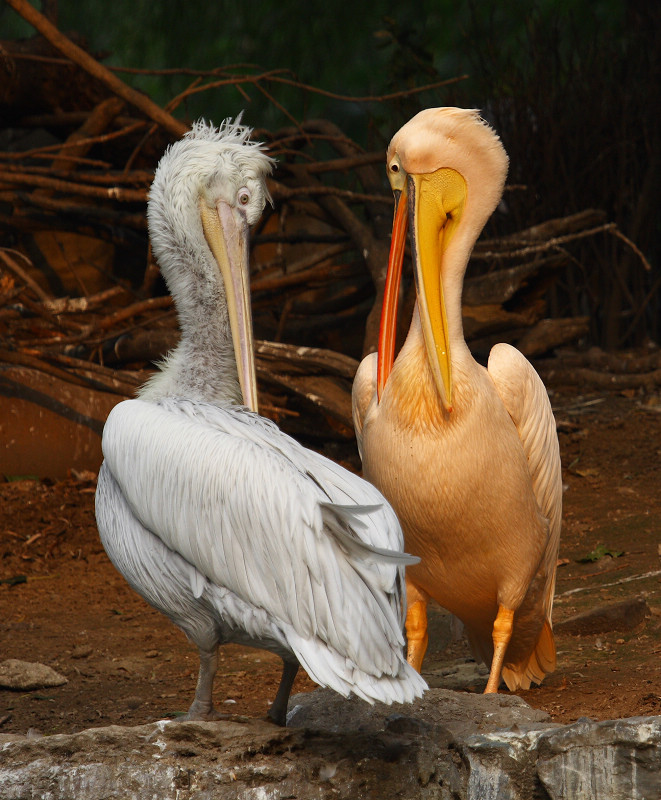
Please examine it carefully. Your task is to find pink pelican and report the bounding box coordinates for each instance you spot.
[353,108,562,693]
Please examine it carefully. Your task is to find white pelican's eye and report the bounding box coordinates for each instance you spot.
[238,188,251,206]
[390,162,399,173]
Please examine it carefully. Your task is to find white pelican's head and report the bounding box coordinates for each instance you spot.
[148,117,274,412]
[377,107,509,411]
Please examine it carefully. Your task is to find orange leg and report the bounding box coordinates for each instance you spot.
[405,580,429,673]
[484,604,515,693]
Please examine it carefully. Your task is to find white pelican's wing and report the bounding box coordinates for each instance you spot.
[487,343,563,617]
[101,397,418,697]
[351,352,378,460]
[168,394,406,557]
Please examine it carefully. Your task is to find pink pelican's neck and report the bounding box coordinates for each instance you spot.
[440,222,476,359]
[385,309,473,431]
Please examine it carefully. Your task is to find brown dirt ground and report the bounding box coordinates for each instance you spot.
[1,386,660,736]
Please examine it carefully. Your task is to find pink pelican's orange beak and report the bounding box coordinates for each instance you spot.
[377,185,408,400]
[378,166,467,411]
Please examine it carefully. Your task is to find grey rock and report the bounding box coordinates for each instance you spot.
[0,659,68,690]
[0,689,659,799]
[555,597,651,636]
[287,686,553,738]
[536,716,661,800]
[461,727,549,800]
[462,715,661,800]
[0,713,469,800]
[424,658,491,691]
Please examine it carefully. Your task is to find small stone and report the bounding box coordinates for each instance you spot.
[319,762,338,781]
[144,650,160,659]
[71,645,93,659]
[0,659,68,690]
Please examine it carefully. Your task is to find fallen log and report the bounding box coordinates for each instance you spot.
[255,340,359,380]
[49,96,126,173]
[517,316,590,357]
[553,346,661,374]
[476,209,608,251]
[0,347,138,396]
[0,168,147,203]
[463,254,567,306]
[69,329,359,382]
[462,298,546,341]
[537,363,661,391]
[42,286,128,314]
[258,370,354,430]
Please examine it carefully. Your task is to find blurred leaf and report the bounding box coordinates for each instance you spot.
[577,544,625,563]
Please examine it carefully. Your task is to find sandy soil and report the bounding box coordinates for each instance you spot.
[1,387,660,735]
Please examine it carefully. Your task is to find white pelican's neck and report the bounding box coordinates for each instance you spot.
[140,233,242,408]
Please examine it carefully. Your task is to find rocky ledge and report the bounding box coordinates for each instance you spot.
[1,688,659,799]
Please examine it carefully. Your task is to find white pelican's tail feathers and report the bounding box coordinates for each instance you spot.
[290,630,427,706]
[321,502,421,566]
[501,619,556,692]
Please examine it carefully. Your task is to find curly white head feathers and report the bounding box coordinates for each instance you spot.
[148,117,274,269]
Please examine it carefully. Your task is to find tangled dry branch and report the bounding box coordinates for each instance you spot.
[1,0,657,455]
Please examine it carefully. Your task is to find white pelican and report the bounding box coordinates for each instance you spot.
[352,108,562,693]
[95,118,426,726]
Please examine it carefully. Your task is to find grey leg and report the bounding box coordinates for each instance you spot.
[183,646,226,721]
[267,659,299,726]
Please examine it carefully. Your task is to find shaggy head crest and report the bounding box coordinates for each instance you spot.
[186,115,268,154]
[183,115,275,177]
[150,114,275,207]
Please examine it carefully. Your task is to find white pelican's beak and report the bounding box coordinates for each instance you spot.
[200,198,259,413]
[378,167,466,412]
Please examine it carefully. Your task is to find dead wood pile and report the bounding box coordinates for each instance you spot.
[1,0,657,454]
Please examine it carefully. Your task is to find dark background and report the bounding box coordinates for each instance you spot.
[2,0,659,349]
